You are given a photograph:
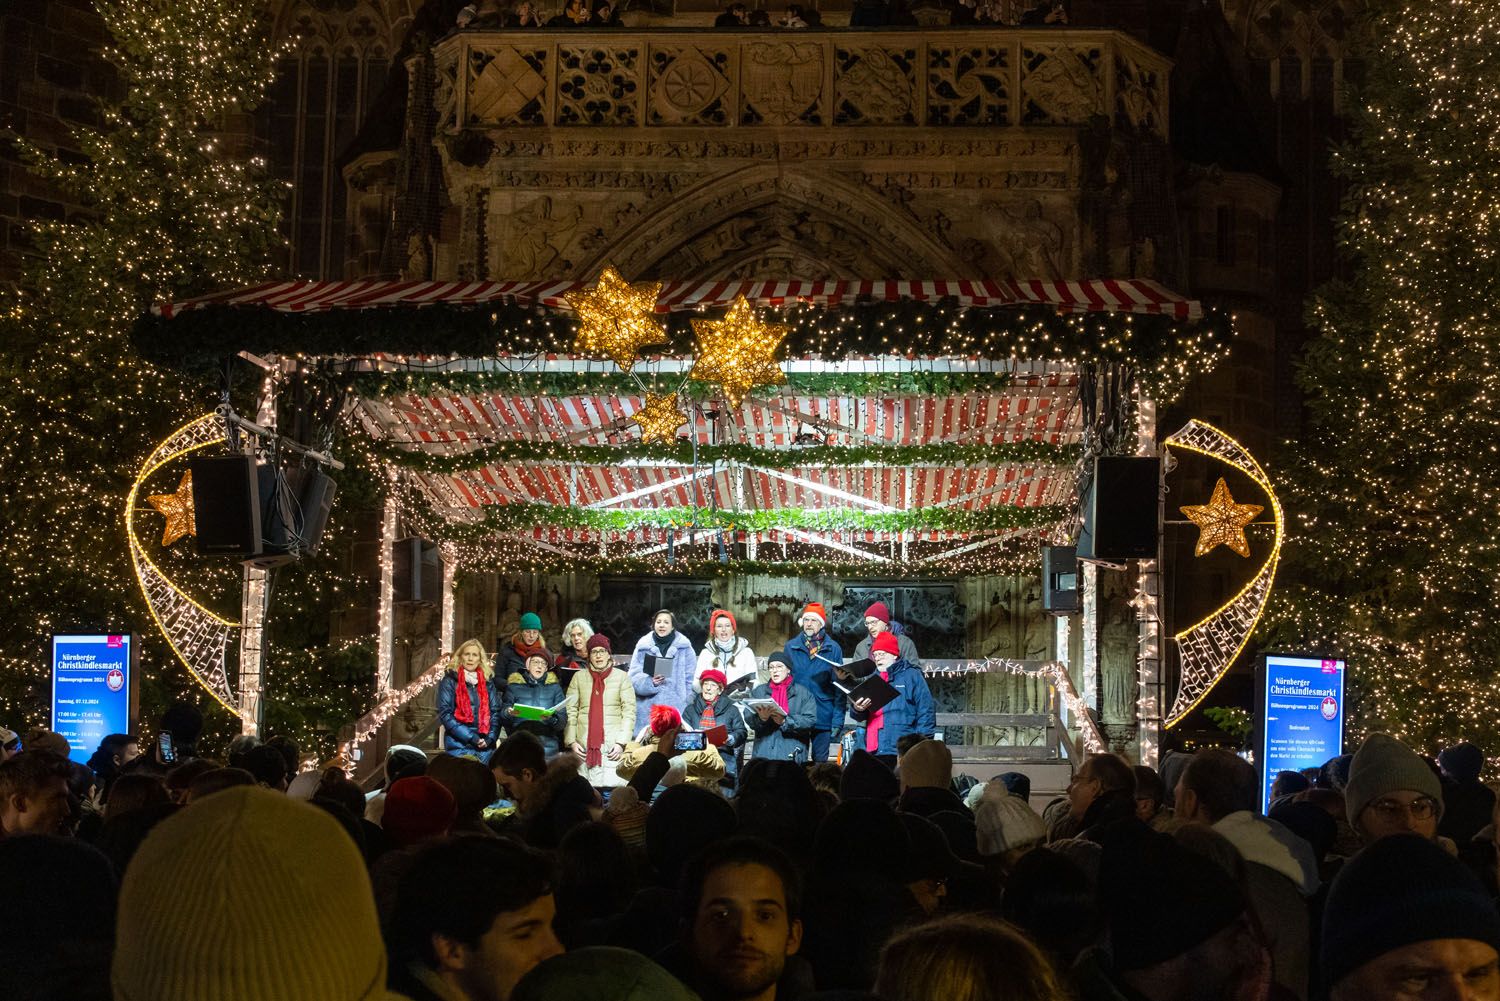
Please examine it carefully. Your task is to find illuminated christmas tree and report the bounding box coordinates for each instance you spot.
[1271,0,1500,752]
[0,1,288,740]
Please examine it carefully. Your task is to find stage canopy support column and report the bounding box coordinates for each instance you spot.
[1134,392,1164,767]
[376,486,398,695]
[1081,561,1099,715]
[440,545,457,657]
[236,360,280,736]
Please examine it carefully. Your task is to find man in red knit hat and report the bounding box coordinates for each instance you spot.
[853,600,920,667]
[783,601,846,762]
[850,631,935,761]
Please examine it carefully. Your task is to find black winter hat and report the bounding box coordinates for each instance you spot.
[1321,833,1500,990]
[839,749,899,803]
[1100,831,1246,971]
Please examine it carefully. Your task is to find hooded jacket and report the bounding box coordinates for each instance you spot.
[627,630,697,731]
[490,752,597,849]
[436,668,509,753]
[694,635,758,693]
[783,629,847,730]
[747,679,817,764]
[848,658,936,756]
[505,669,568,755]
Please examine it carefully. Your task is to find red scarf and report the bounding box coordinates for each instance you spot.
[770,677,792,713]
[864,669,890,753]
[587,667,609,768]
[453,668,491,736]
[513,634,547,661]
[700,698,718,730]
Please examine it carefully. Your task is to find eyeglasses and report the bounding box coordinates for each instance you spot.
[1369,796,1439,821]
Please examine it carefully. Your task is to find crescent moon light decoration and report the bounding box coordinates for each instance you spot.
[125,414,243,716]
[1163,419,1284,728]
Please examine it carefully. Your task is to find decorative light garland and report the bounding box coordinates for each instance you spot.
[125,414,242,716]
[922,656,1107,756]
[1163,419,1284,728]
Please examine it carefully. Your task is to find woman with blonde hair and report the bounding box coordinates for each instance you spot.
[875,914,1070,1001]
[437,638,509,757]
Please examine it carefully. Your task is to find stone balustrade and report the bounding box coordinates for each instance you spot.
[433,28,1169,138]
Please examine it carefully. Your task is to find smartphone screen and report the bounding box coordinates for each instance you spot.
[157,730,176,763]
[674,731,706,751]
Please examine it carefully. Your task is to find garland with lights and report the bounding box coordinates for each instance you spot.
[370,438,1078,472]
[1265,0,1500,754]
[432,502,1070,539]
[345,368,1019,398]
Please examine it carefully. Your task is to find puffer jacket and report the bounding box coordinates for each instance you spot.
[747,681,817,764]
[563,666,636,751]
[505,669,568,756]
[848,658,935,756]
[437,669,509,753]
[627,630,697,730]
[783,629,846,731]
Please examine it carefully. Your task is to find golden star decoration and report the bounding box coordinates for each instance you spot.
[1180,476,1263,558]
[633,393,688,444]
[688,296,789,408]
[564,266,666,372]
[147,470,197,547]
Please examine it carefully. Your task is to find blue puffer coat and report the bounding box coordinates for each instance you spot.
[747,681,817,764]
[437,669,509,754]
[848,659,936,756]
[783,630,846,731]
[505,669,567,756]
[627,630,697,731]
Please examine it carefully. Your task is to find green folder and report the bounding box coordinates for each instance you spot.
[513,701,564,721]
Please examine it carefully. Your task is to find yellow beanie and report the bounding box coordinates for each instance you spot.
[113,786,396,1000]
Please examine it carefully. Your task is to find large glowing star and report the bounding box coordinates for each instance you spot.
[689,296,789,408]
[1180,477,1263,558]
[633,393,687,444]
[146,470,197,546]
[564,266,666,372]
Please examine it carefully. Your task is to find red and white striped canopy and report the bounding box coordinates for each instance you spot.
[155,277,1202,321]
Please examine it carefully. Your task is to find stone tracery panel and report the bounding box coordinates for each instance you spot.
[927,45,1010,126]
[557,45,641,126]
[648,46,733,125]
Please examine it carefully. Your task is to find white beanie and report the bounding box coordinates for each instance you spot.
[972,780,1046,856]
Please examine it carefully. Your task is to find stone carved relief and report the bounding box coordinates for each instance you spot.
[468,45,549,125]
[493,195,584,277]
[557,45,641,126]
[740,41,825,126]
[927,45,1010,126]
[434,50,460,132]
[1115,52,1163,132]
[649,47,733,125]
[983,198,1067,278]
[1021,44,1102,125]
[834,47,917,125]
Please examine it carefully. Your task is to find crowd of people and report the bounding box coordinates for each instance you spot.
[5,626,1500,1001]
[454,0,1066,30]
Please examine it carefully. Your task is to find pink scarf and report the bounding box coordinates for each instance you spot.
[770,677,792,713]
[864,669,890,753]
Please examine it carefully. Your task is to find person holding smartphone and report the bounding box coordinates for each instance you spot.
[748,653,816,764]
[437,639,509,758]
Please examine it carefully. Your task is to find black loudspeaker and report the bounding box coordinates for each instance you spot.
[1042,545,1080,615]
[393,537,442,604]
[296,470,337,555]
[190,455,262,556]
[250,465,340,568]
[1077,455,1159,562]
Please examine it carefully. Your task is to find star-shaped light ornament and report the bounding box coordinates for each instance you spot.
[147,470,197,547]
[689,296,789,408]
[564,265,667,372]
[633,393,688,444]
[1180,476,1263,558]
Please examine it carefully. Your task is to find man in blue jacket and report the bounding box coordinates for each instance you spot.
[849,631,935,761]
[783,602,846,762]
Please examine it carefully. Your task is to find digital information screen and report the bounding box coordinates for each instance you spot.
[1258,653,1345,812]
[51,634,136,766]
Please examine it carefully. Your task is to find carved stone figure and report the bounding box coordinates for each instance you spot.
[987,199,1065,278]
[1022,45,1101,123]
[496,196,583,278]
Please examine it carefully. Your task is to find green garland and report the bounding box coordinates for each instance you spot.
[454,555,1041,579]
[371,437,1078,473]
[433,503,1068,540]
[347,368,1015,398]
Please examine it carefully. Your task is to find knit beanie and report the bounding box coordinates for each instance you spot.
[513,947,700,1001]
[872,632,900,658]
[520,612,543,631]
[900,738,952,790]
[586,633,613,654]
[1344,733,1444,830]
[840,749,900,802]
[603,786,648,847]
[709,609,737,634]
[382,776,457,848]
[113,786,396,1000]
[767,651,793,673]
[385,743,429,784]
[1439,742,1486,784]
[864,601,891,624]
[972,781,1047,856]
[699,668,728,690]
[1101,832,1246,971]
[998,770,1032,803]
[800,602,827,628]
[1321,833,1500,990]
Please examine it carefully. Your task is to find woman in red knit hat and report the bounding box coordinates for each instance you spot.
[694,609,757,696]
[683,667,748,788]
